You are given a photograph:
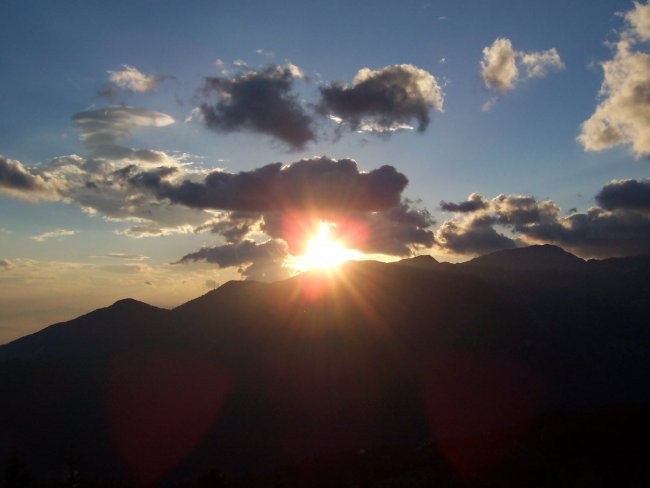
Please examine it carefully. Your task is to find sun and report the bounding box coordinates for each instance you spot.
[292,222,363,272]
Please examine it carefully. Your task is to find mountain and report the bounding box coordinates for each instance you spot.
[1,246,649,486]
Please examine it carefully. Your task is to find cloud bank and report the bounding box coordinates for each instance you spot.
[437,179,650,258]
[129,156,435,274]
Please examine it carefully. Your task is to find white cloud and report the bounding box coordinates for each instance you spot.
[579,2,650,157]
[31,229,78,242]
[254,48,274,58]
[520,48,565,78]
[481,38,518,94]
[108,65,157,93]
[480,38,564,109]
[625,1,650,41]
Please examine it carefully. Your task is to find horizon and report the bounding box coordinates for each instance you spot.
[2,0,650,341]
[1,242,641,345]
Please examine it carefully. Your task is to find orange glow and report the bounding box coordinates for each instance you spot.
[291,221,363,271]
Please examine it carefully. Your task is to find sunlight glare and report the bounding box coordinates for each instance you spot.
[292,222,363,271]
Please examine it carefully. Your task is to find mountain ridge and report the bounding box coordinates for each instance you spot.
[1,245,648,485]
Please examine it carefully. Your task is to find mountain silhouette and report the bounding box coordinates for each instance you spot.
[1,245,649,486]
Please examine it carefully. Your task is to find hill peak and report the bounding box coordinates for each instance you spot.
[464,245,584,269]
[395,254,440,268]
[109,298,155,311]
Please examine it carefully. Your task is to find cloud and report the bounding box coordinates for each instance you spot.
[352,201,435,255]
[254,48,275,58]
[595,178,650,212]
[520,48,564,78]
[521,207,650,258]
[133,157,435,259]
[107,65,158,93]
[578,2,650,157]
[1,105,211,238]
[491,194,560,228]
[625,1,650,41]
[0,156,58,201]
[318,64,444,133]
[0,259,14,270]
[194,211,260,243]
[104,253,150,261]
[177,239,290,281]
[131,156,408,213]
[436,180,650,258]
[481,38,518,94]
[435,216,518,255]
[440,193,488,213]
[480,38,564,107]
[199,64,315,149]
[139,157,437,273]
[72,106,174,157]
[31,229,78,242]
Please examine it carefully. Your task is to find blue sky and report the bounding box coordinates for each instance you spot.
[1,0,649,341]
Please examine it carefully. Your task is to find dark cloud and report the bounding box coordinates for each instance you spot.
[141,157,434,260]
[0,156,45,192]
[0,156,55,201]
[356,202,435,255]
[521,208,650,258]
[435,216,518,255]
[178,239,287,267]
[318,64,444,133]
[200,64,315,149]
[491,194,560,228]
[132,157,408,213]
[595,179,650,213]
[437,181,650,258]
[440,193,488,213]
[194,211,260,244]
[259,200,435,257]
[177,239,289,281]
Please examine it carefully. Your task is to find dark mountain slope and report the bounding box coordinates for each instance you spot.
[0,298,170,362]
[0,246,648,485]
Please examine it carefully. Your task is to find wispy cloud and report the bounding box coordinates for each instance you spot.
[104,252,150,261]
[31,229,78,242]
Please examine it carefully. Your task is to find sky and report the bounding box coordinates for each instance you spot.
[1,0,650,342]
